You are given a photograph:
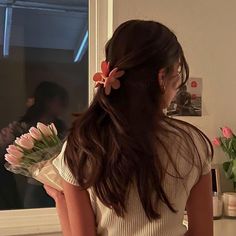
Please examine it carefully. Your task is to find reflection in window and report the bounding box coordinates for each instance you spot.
[0,0,88,210]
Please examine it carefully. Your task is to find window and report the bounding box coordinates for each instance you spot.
[0,0,88,210]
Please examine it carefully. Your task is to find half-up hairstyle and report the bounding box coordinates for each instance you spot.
[65,20,213,220]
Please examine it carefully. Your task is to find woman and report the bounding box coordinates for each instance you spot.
[46,20,213,236]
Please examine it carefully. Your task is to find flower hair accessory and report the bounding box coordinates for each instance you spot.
[93,60,125,95]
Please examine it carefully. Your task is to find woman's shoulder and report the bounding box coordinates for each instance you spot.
[53,141,79,186]
[164,116,192,128]
[164,117,204,137]
[163,117,212,153]
[165,116,212,156]
[163,117,213,176]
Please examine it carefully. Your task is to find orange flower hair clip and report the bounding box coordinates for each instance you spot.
[93,61,125,95]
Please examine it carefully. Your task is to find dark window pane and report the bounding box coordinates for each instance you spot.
[0,0,88,210]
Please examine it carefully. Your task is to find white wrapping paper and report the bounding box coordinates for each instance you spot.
[30,158,63,191]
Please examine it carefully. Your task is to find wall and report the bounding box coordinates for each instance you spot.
[113,0,236,165]
[0,208,62,236]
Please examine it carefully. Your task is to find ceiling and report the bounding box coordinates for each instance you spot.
[22,0,87,5]
[0,0,88,52]
[0,0,88,8]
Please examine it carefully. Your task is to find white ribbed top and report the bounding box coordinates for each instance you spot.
[53,121,211,236]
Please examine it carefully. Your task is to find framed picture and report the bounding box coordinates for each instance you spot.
[167,77,202,116]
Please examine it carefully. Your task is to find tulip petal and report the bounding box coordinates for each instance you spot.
[37,122,52,136]
[49,123,58,136]
[5,154,20,166]
[29,127,42,140]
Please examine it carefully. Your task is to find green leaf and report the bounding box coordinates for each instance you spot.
[223,161,231,172]
[220,137,228,152]
[230,138,236,150]
[229,139,233,150]
[232,160,236,175]
[232,138,236,152]
[223,161,234,179]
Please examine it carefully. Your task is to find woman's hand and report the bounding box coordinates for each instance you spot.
[44,182,96,236]
[44,185,64,202]
[44,185,72,236]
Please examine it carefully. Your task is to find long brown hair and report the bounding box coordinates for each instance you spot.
[65,20,213,220]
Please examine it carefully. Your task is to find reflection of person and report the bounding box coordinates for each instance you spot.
[176,85,197,116]
[21,81,68,138]
[0,82,68,210]
[45,20,213,236]
[21,81,68,208]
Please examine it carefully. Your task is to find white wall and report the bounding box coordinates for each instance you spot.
[113,0,236,164]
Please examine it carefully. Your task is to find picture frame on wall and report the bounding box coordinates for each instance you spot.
[167,77,202,117]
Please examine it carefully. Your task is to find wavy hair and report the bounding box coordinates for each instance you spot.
[65,20,213,220]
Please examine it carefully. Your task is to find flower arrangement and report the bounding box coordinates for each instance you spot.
[4,122,63,191]
[213,126,236,191]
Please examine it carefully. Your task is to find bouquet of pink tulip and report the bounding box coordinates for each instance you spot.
[4,122,63,191]
[213,126,236,191]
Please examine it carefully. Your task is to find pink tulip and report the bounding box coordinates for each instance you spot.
[7,144,23,151]
[29,127,42,140]
[5,154,21,166]
[37,122,52,136]
[48,123,57,136]
[7,145,23,158]
[22,133,34,142]
[15,136,34,150]
[222,127,233,139]
[213,137,221,146]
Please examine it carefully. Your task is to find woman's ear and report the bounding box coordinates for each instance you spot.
[158,68,167,93]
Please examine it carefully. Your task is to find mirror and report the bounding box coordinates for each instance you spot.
[0,0,88,210]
